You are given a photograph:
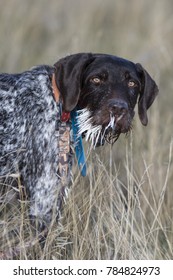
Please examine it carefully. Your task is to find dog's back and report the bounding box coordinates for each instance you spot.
[0,66,62,228]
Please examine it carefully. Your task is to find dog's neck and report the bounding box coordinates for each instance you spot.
[52,73,70,122]
[52,73,87,177]
[52,73,60,103]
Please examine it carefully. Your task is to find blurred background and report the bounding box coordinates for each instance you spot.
[0,0,172,124]
[0,0,173,259]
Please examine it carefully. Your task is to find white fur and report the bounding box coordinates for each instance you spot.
[77,109,116,148]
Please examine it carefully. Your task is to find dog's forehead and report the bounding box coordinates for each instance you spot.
[87,55,137,74]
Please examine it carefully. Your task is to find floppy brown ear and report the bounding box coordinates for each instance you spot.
[54,53,94,112]
[136,63,159,126]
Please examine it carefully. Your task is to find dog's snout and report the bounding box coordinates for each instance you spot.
[109,100,128,115]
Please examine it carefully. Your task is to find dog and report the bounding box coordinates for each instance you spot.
[0,53,158,232]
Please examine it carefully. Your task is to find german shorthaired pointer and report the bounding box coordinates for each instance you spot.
[0,53,158,231]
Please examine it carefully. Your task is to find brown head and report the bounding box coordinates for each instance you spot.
[54,53,158,146]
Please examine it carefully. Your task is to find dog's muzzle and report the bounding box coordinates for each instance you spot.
[107,100,131,132]
[97,100,133,145]
[109,100,128,120]
[77,100,133,147]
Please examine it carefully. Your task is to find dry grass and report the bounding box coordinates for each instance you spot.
[0,0,173,259]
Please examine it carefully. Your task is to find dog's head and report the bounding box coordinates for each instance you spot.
[54,53,158,145]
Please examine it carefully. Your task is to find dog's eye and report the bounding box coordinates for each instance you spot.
[90,77,101,84]
[128,80,137,87]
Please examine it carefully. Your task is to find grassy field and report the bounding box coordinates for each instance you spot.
[0,0,173,259]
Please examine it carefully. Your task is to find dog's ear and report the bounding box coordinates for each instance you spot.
[136,63,159,126]
[54,53,94,111]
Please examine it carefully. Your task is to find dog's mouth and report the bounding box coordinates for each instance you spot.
[77,109,132,147]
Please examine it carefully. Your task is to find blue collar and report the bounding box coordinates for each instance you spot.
[70,109,87,177]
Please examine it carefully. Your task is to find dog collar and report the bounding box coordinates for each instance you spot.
[71,109,87,177]
[52,73,86,176]
[52,73,70,122]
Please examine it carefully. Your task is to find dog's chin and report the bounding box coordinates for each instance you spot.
[94,128,120,146]
[77,108,132,148]
[96,124,130,146]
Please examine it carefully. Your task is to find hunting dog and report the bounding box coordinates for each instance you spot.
[0,53,158,231]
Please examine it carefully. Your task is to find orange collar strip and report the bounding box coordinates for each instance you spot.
[52,73,60,103]
[52,73,70,122]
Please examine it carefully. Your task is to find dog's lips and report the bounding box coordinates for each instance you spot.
[102,113,130,134]
[77,108,131,146]
[98,113,132,145]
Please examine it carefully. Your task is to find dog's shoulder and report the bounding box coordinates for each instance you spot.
[0,65,54,90]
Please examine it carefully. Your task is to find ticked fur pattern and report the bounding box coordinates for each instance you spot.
[0,65,73,228]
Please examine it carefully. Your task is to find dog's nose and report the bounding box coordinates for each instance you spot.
[109,100,128,115]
